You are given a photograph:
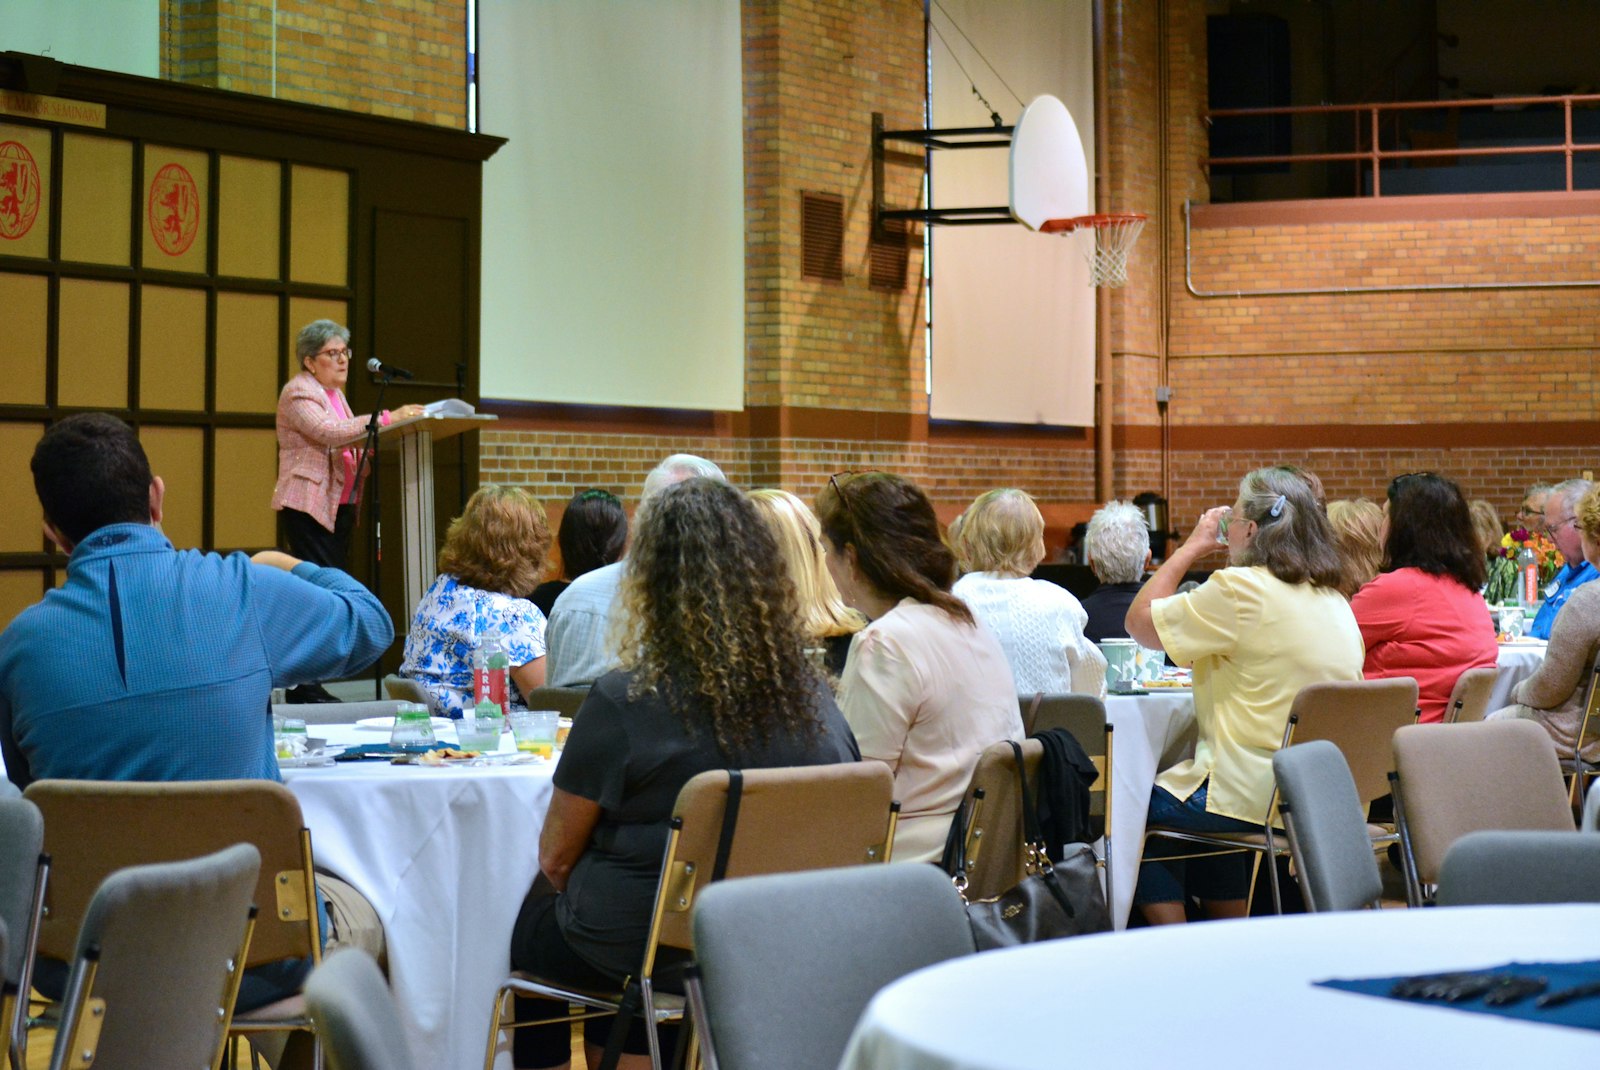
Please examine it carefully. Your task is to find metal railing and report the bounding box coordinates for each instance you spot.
[1205,93,1600,196]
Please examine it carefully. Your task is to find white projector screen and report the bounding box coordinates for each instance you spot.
[929,0,1096,426]
[477,0,745,411]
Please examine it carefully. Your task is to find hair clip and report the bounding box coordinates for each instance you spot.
[1269,494,1287,518]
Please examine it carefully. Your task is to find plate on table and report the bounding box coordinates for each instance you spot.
[277,754,338,769]
[354,715,454,731]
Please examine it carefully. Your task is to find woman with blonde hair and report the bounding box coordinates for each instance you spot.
[749,489,865,675]
[1469,499,1504,558]
[952,488,1106,697]
[400,485,553,718]
[1326,498,1384,598]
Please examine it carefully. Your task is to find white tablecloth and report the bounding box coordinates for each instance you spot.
[1103,691,1197,928]
[840,904,1600,1070]
[1491,641,1547,711]
[282,723,555,1070]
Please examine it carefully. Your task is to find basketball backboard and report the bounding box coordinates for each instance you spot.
[1009,94,1090,231]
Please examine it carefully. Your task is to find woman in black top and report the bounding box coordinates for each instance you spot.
[527,488,628,617]
[508,478,858,1070]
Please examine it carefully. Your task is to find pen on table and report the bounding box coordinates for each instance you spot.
[1535,979,1600,1009]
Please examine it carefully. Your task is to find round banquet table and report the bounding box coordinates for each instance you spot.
[281,722,556,1070]
[838,905,1600,1070]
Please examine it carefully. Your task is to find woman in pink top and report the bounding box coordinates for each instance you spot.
[271,319,424,570]
[1351,472,1497,723]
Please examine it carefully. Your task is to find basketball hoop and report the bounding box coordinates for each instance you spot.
[1040,213,1147,287]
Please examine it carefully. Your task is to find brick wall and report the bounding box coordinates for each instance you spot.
[160,0,467,128]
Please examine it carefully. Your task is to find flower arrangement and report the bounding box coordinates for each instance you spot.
[1484,527,1564,605]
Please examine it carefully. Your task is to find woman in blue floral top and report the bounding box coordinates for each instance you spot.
[400,486,553,718]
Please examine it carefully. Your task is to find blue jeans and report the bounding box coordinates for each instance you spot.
[1135,781,1262,904]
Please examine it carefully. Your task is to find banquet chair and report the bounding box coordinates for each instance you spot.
[1144,677,1417,914]
[949,739,1045,901]
[1584,780,1600,832]
[484,762,898,1070]
[686,864,976,1070]
[24,780,329,1068]
[0,797,46,1070]
[1436,830,1600,906]
[1272,742,1382,912]
[1443,666,1499,724]
[1017,694,1114,909]
[46,844,259,1070]
[1559,662,1600,807]
[520,686,590,719]
[304,949,417,1070]
[1390,720,1576,907]
[382,675,434,710]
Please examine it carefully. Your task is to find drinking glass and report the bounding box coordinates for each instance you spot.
[510,711,559,759]
[390,703,437,748]
[456,716,504,753]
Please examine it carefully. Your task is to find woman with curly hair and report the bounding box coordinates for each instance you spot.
[815,471,1022,864]
[508,478,858,1070]
[399,485,552,718]
[749,488,865,676]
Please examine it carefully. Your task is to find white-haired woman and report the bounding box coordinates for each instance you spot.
[1080,500,1151,643]
[952,489,1106,698]
[749,489,865,676]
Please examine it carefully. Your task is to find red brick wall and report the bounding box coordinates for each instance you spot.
[160,0,467,128]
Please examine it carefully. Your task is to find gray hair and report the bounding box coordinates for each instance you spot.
[295,320,349,368]
[1550,478,1594,514]
[1085,501,1150,583]
[640,453,726,504]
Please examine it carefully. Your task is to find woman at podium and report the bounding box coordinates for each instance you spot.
[271,319,423,570]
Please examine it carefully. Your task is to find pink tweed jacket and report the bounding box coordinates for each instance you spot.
[271,372,386,533]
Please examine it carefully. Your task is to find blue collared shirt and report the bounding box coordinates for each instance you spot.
[1530,559,1599,640]
[0,524,393,788]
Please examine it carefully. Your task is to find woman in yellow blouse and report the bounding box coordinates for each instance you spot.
[1126,466,1363,924]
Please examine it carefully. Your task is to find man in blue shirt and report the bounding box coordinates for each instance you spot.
[1530,478,1597,640]
[0,412,393,787]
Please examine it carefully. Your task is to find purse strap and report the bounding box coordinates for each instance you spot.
[711,769,744,882]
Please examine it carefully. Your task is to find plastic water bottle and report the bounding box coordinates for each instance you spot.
[473,637,511,717]
[1517,545,1539,609]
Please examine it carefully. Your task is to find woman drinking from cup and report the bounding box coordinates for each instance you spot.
[1126,466,1363,924]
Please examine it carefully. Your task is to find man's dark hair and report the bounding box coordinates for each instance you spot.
[1384,472,1486,591]
[31,413,154,545]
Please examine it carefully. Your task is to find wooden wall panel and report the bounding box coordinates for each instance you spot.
[213,427,279,549]
[139,284,207,411]
[142,145,210,274]
[0,423,44,554]
[139,425,205,551]
[218,155,281,279]
[60,133,132,266]
[57,278,129,408]
[0,571,45,635]
[0,123,53,260]
[289,165,349,286]
[0,272,48,405]
[216,291,279,413]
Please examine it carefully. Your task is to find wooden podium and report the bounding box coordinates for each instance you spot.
[339,413,497,620]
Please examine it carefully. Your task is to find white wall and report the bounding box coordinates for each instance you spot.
[476,0,745,411]
[8,0,158,77]
[929,0,1096,427]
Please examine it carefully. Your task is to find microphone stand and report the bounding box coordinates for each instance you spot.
[360,373,393,700]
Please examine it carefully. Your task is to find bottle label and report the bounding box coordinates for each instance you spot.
[1522,565,1539,605]
[473,666,510,715]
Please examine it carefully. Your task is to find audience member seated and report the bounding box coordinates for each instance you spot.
[0,412,392,1011]
[1351,473,1497,724]
[1080,500,1151,643]
[749,488,865,677]
[544,454,725,687]
[1517,482,1554,533]
[1469,498,1505,565]
[400,485,552,718]
[1326,498,1383,599]
[816,472,1023,864]
[528,488,627,619]
[1491,484,1600,760]
[508,478,857,1070]
[952,488,1106,697]
[1531,478,1597,640]
[1127,466,1362,924]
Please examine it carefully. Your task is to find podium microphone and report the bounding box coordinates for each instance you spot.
[366,357,415,380]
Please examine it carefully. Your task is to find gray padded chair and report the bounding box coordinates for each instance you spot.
[383,676,434,709]
[1583,782,1600,832]
[305,949,417,1070]
[0,797,45,1070]
[1273,741,1382,912]
[1436,830,1600,906]
[47,843,260,1070]
[1443,666,1500,724]
[520,686,590,719]
[687,863,976,1070]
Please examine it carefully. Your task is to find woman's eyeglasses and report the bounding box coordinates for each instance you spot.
[315,347,352,363]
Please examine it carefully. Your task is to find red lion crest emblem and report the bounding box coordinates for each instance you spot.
[148,162,200,256]
[0,141,41,241]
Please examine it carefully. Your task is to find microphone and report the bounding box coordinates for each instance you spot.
[366,357,414,380]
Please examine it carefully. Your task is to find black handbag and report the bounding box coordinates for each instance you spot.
[948,741,1111,950]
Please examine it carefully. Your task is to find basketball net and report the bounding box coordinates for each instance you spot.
[1039,213,1147,287]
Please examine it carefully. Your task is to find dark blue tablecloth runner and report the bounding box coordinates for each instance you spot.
[1317,959,1600,1032]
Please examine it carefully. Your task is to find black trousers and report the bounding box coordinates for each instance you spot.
[507,877,683,1068]
[281,504,357,571]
